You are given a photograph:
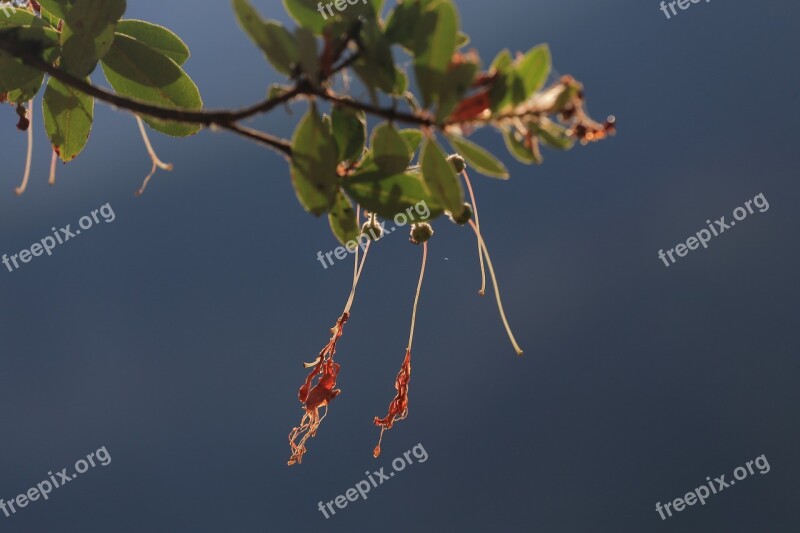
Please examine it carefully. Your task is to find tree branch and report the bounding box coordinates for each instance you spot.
[1,38,562,158]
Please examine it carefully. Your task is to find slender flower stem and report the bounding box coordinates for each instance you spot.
[407,242,428,351]
[462,169,486,296]
[14,100,33,196]
[468,220,523,355]
[135,116,173,196]
[343,240,370,316]
[47,149,57,186]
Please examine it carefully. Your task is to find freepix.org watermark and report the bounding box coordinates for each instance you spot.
[658,193,769,268]
[317,443,428,519]
[0,0,32,18]
[1,446,112,519]
[316,200,430,269]
[659,0,711,20]
[654,453,770,520]
[316,0,370,21]
[2,203,116,273]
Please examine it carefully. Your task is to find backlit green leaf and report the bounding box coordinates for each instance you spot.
[290,104,339,215]
[502,128,542,165]
[42,77,94,162]
[36,0,67,20]
[331,104,366,164]
[516,44,550,100]
[400,129,423,153]
[232,0,298,75]
[371,122,412,175]
[344,166,443,220]
[328,190,360,245]
[0,24,60,102]
[294,27,318,86]
[446,133,509,179]
[282,0,382,35]
[60,0,126,77]
[413,0,457,108]
[534,118,574,150]
[100,34,202,137]
[420,137,464,216]
[352,17,395,94]
[116,19,190,66]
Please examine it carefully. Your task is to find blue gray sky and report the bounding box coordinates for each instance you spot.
[1,0,798,531]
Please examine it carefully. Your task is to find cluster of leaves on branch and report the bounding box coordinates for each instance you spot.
[0,0,614,465]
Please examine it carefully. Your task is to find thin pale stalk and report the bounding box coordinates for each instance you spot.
[14,100,33,196]
[462,169,486,295]
[343,240,370,315]
[469,220,523,355]
[135,116,173,196]
[407,242,428,351]
[48,150,57,186]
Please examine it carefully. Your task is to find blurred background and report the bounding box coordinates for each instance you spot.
[1,0,798,531]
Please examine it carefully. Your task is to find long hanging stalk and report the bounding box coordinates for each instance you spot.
[373,242,428,458]
[288,234,372,465]
[462,169,486,295]
[469,220,523,356]
[14,100,33,196]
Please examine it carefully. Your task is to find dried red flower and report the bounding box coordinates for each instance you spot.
[287,312,349,466]
[373,348,412,458]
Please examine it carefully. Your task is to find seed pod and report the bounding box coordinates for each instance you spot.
[447,154,466,174]
[361,220,383,240]
[448,202,474,226]
[409,223,434,245]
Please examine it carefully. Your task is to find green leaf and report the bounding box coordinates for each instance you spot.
[331,104,366,164]
[534,119,574,150]
[400,129,423,153]
[290,104,339,215]
[38,7,62,28]
[328,190,360,245]
[294,27,318,86]
[413,0,457,108]
[0,25,60,102]
[100,34,202,137]
[36,0,67,20]
[488,49,521,112]
[371,122,412,175]
[0,9,52,30]
[446,133,509,179]
[392,67,408,96]
[60,0,126,77]
[435,57,478,122]
[455,31,469,48]
[516,44,550,100]
[385,0,432,50]
[420,137,464,216]
[42,77,94,162]
[352,17,395,94]
[502,128,541,165]
[232,0,298,75]
[116,19,190,66]
[282,0,383,35]
[344,166,444,220]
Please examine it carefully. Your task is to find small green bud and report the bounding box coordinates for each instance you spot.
[409,223,434,245]
[447,154,466,174]
[448,202,474,226]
